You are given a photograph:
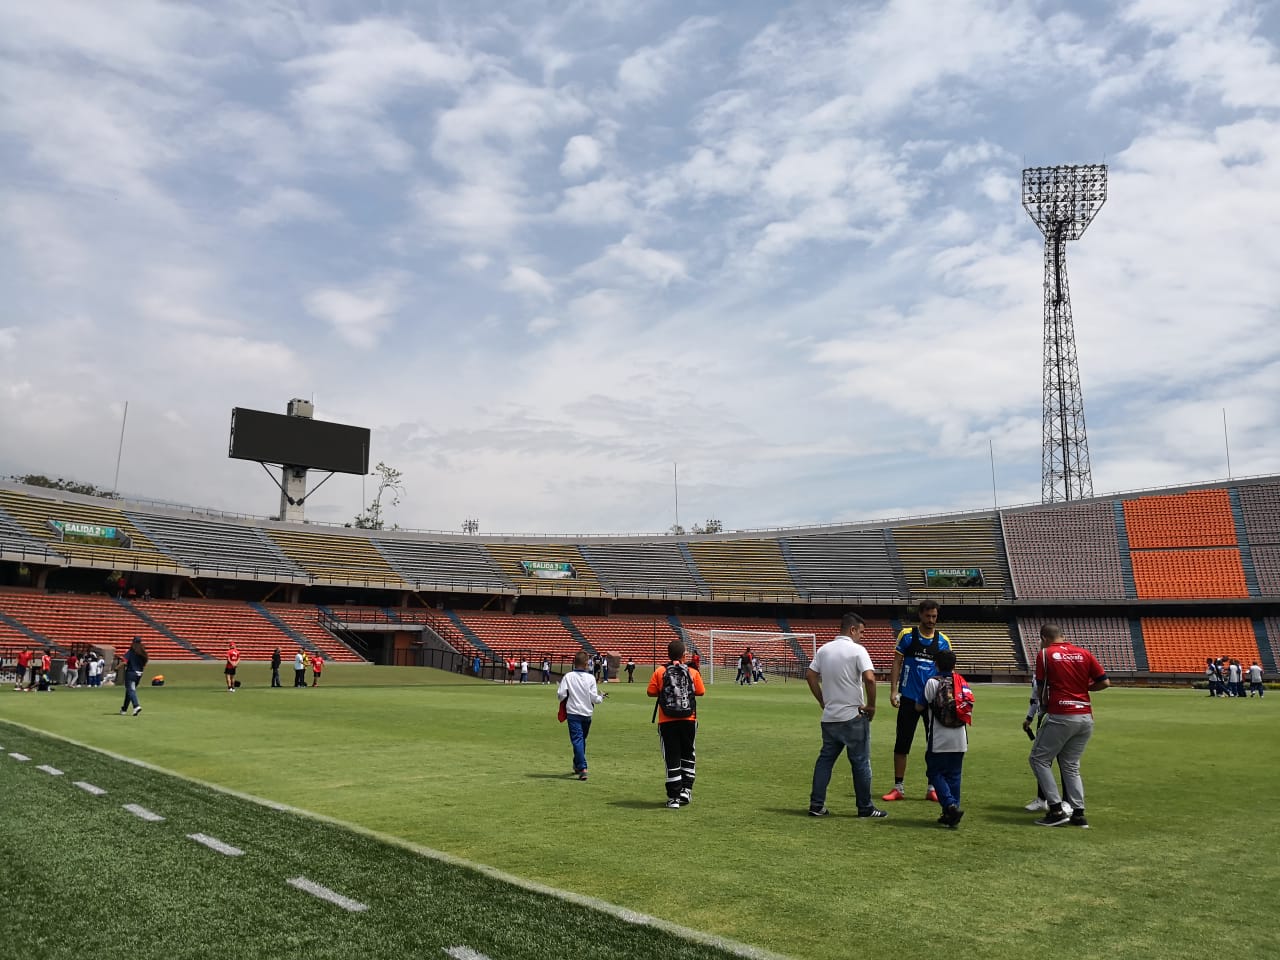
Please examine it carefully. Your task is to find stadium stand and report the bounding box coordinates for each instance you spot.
[0,504,63,562]
[373,538,513,594]
[365,607,487,661]
[0,592,188,659]
[1123,489,1237,549]
[451,610,585,661]
[1130,549,1249,599]
[263,604,364,662]
[889,517,1010,601]
[0,488,187,573]
[1264,617,1280,673]
[784,617,897,670]
[577,541,705,598]
[1254,546,1280,597]
[1140,617,1259,673]
[1002,501,1126,599]
[781,530,903,599]
[481,543,605,595]
[568,615,682,667]
[1016,617,1137,672]
[126,510,307,581]
[1239,483,1280,596]
[938,622,1021,673]
[265,527,407,587]
[685,539,799,598]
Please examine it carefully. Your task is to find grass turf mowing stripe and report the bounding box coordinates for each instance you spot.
[287,875,370,912]
[8,752,29,760]
[36,764,63,775]
[444,948,494,960]
[74,780,107,795]
[123,802,165,822]
[0,719,788,960]
[187,832,244,856]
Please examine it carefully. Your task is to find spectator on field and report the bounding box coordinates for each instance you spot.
[601,656,610,684]
[119,637,148,717]
[294,650,305,687]
[884,600,950,803]
[647,639,705,808]
[37,649,52,691]
[1023,635,1070,816]
[505,657,516,685]
[1227,659,1243,698]
[917,648,971,827]
[520,658,529,684]
[472,655,482,677]
[271,647,282,688]
[806,613,885,819]
[224,641,240,693]
[1248,662,1265,697]
[311,654,324,687]
[1029,624,1110,828]
[557,650,606,780]
[541,657,551,684]
[1205,657,1222,697]
[15,648,32,691]
[626,657,636,683]
[64,652,79,688]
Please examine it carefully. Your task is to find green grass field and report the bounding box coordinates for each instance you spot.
[3,664,1278,960]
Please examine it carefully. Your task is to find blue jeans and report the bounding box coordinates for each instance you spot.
[810,715,873,812]
[121,674,140,711]
[926,751,964,809]
[567,714,592,772]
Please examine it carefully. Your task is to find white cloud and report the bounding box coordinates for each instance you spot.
[527,315,561,335]
[617,16,718,104]
[238,187,337,227]
[560,134,604,179]
[579,235,687,287]
[305,279,402,350]
[555,178,636,224]
[503,265,555,299]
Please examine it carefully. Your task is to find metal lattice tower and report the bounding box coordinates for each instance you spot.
[1022,164,1107,503]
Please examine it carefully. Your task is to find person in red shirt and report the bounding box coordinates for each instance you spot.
[15,648,33,691]
[311,654,324,687]
[224,641,241,692]
[1029,624,1110,828]
[39,650,52,691]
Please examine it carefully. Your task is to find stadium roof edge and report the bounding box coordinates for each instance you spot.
[2,471,1278,544]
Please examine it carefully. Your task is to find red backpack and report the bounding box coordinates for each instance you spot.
[933,672,975,728]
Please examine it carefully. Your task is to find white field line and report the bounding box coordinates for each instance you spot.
[187,833,244,857]
[123,803,165,822]
[286,876,368,912]
[74,781,107,796]
[443,948,493,960]
[0,719,792,960]
[36,764,64,776]
[8,752,29,761]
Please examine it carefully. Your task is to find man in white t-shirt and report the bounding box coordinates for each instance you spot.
[806,613,887,819]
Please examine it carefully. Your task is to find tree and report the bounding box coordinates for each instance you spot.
[668,524,686,536]
[7,474,113,497]
[350,462,404,530]
[691,519,723,534]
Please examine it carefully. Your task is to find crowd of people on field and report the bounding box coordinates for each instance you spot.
[1205,656,1265,697]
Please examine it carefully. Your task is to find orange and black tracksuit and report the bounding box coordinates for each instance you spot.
[647,661,706,800]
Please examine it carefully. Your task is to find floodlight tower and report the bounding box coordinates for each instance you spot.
[1022,164,1107,503]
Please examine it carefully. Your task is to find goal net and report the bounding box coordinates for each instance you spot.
[681,630,817,684]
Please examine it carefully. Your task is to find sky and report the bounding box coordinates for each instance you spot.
[2,0,1280,537]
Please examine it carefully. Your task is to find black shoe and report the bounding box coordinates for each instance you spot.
[1035,807,1071,827]
[1069,810,1089,828]
[808,806,830,817]
[857,807,888,819]
[945,806,965,828]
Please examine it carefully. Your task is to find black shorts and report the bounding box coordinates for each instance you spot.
[894,697,925,755]
[224,666,237,676]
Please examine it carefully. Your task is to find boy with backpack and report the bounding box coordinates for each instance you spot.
[647,639,705,808]
[916,648,973,828]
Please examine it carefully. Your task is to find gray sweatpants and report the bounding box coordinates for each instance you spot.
[1029,714,1094,811]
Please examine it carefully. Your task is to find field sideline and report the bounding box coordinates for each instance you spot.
[3,664,1278,960]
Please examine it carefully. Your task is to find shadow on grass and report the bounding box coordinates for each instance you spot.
[525,772,582,780]
[609,799,672,810]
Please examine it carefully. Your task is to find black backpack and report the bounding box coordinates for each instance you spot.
[652,662,696,722]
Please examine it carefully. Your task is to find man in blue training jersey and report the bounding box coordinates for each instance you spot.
[883,600,950,802]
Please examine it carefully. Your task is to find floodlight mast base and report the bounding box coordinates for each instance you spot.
[1022,164,1107,504]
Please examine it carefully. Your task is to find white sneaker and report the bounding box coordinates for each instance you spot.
[1062,802,1073,816]
[1024,798,1047,812]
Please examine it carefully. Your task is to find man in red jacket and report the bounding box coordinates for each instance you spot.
[1029,624,1110,828]
[15,648,33,690]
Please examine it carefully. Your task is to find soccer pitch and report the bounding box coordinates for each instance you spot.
[3,665,1277,960]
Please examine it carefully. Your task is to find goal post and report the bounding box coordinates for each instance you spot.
[682,629,818,684]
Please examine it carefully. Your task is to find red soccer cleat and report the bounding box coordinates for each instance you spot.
[881,787,906,801]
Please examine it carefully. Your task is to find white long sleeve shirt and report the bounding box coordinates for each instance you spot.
[557,669,604,717]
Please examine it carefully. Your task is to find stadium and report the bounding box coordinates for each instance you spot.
[5,4,1280,960]
[2,470,1278,960]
